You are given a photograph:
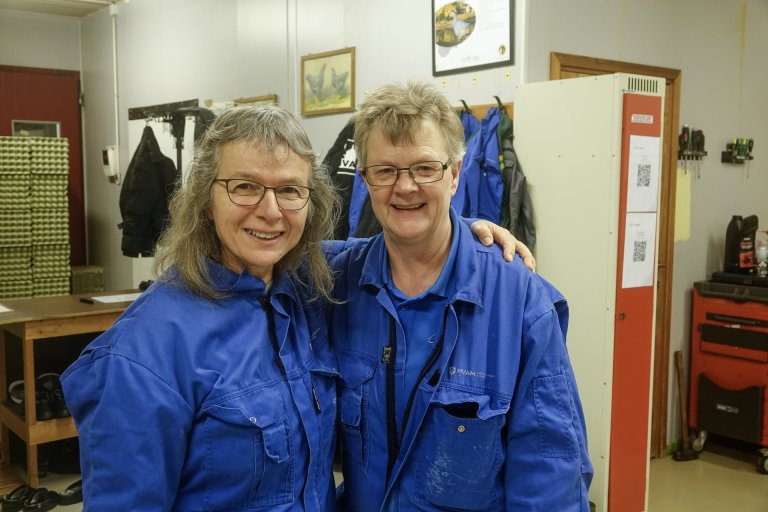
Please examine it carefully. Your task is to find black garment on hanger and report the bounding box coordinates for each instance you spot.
[118,126,179,257]
[323,122,358,239]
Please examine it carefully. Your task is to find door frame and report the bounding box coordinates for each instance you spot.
[550,52,681,458]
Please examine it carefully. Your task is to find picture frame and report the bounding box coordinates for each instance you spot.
[432,0,514,76]
[204,94,278,116]
[301,47,355,117]
[233,94,278,107]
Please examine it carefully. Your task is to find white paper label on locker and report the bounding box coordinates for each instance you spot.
[631,114,654,124]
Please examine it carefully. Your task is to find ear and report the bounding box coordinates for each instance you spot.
[449,159,462,196]
[359,166,372,192]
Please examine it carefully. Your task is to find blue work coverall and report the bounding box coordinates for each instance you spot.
[326,210,593,511]
[61,261,339,511]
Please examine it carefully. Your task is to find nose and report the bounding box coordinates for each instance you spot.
[392,169,418,192]
[254,188,283,218]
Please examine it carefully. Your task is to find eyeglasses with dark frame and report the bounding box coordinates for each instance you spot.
[361,160,450,187]
[213,178,313,210]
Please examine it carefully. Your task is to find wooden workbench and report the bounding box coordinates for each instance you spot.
[0,292,136,488]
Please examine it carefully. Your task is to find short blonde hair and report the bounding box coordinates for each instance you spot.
[352,81,465,168]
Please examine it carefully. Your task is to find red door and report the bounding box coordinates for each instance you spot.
[0,64,85,265]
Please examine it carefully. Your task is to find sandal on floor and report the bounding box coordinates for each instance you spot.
[57,480,82,506]
[1,485,35,512]
[21,488,59,512]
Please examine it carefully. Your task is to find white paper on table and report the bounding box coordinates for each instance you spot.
[90,292,142,304]
[626,135,661,213]
[622,212,657,289]
[0,304,13,313]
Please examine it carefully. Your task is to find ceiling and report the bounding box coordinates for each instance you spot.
[0,0,114,18]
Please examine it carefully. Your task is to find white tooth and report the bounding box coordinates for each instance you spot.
[247,229,279,239]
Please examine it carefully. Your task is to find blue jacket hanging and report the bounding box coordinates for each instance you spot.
[452,107,505,223]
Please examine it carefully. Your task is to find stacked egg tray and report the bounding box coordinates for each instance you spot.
[0,138,31,210]
[33,244,70,280]
[31,240,72,296]
[0,246,33,299]
[30,138,70,297]
[0,137,71,299]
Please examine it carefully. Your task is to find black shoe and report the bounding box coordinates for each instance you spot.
[21,488,59,512]
[8,381,55,421]
[36,373,69,419]
[57,479,82,506]
[1,485,34,512]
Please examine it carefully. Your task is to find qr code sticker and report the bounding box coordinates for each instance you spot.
[633,240,647,262]
[636,164,651,187]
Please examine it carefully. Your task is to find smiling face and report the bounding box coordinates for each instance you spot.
[209,140,310,283]
[364,120,460,250]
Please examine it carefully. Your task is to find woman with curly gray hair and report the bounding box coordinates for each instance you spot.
[62,106,342,511]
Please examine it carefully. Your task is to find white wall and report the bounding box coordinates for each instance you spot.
[0,8,81,70]
[6,0,767,448]
[80,7,123,288]
[79,0,292,289]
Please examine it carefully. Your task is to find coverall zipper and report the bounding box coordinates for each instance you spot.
[382,305,450,482]
[261,295,322,413]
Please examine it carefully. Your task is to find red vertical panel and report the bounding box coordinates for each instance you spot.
[608,93,662,512]
[0,65,85,266]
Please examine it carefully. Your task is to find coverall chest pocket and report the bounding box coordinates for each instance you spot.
[204,387,293,510]
[339,361,376,475]
[415,399,507,511]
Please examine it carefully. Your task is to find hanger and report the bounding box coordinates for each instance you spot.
[460,99,471,114]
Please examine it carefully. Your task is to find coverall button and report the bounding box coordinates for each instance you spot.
[457,425,465,433]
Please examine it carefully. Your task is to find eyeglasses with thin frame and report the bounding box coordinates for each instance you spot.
[213,178,313,210]
[361,160,450,187]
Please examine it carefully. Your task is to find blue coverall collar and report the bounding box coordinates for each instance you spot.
[358,208,485,308]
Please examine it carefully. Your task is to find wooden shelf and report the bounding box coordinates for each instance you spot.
[0,291,135,487]
[0,402,77,445]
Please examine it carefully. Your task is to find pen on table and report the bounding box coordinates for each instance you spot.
[80,297,94,304]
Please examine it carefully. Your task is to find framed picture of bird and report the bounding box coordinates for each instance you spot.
[432,0,514,76]
[301,47,356,117]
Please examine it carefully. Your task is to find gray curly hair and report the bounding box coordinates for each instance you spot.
[153,105,339,301]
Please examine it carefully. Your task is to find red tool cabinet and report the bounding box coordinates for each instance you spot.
[689,281,768,473]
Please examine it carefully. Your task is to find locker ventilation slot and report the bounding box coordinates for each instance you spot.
[625,76,659,94]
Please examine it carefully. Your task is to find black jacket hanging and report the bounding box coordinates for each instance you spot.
[323,122,358,239]
[119,126,179,257]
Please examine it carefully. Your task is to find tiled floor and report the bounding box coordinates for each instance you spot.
[647,441,768,512]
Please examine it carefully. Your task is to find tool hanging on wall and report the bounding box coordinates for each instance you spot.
[722,138,755,176]
[678,124,707,178]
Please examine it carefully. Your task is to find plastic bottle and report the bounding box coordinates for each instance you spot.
[757,236,768,278]
[724,215,742,273]
[739,236,756,274]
